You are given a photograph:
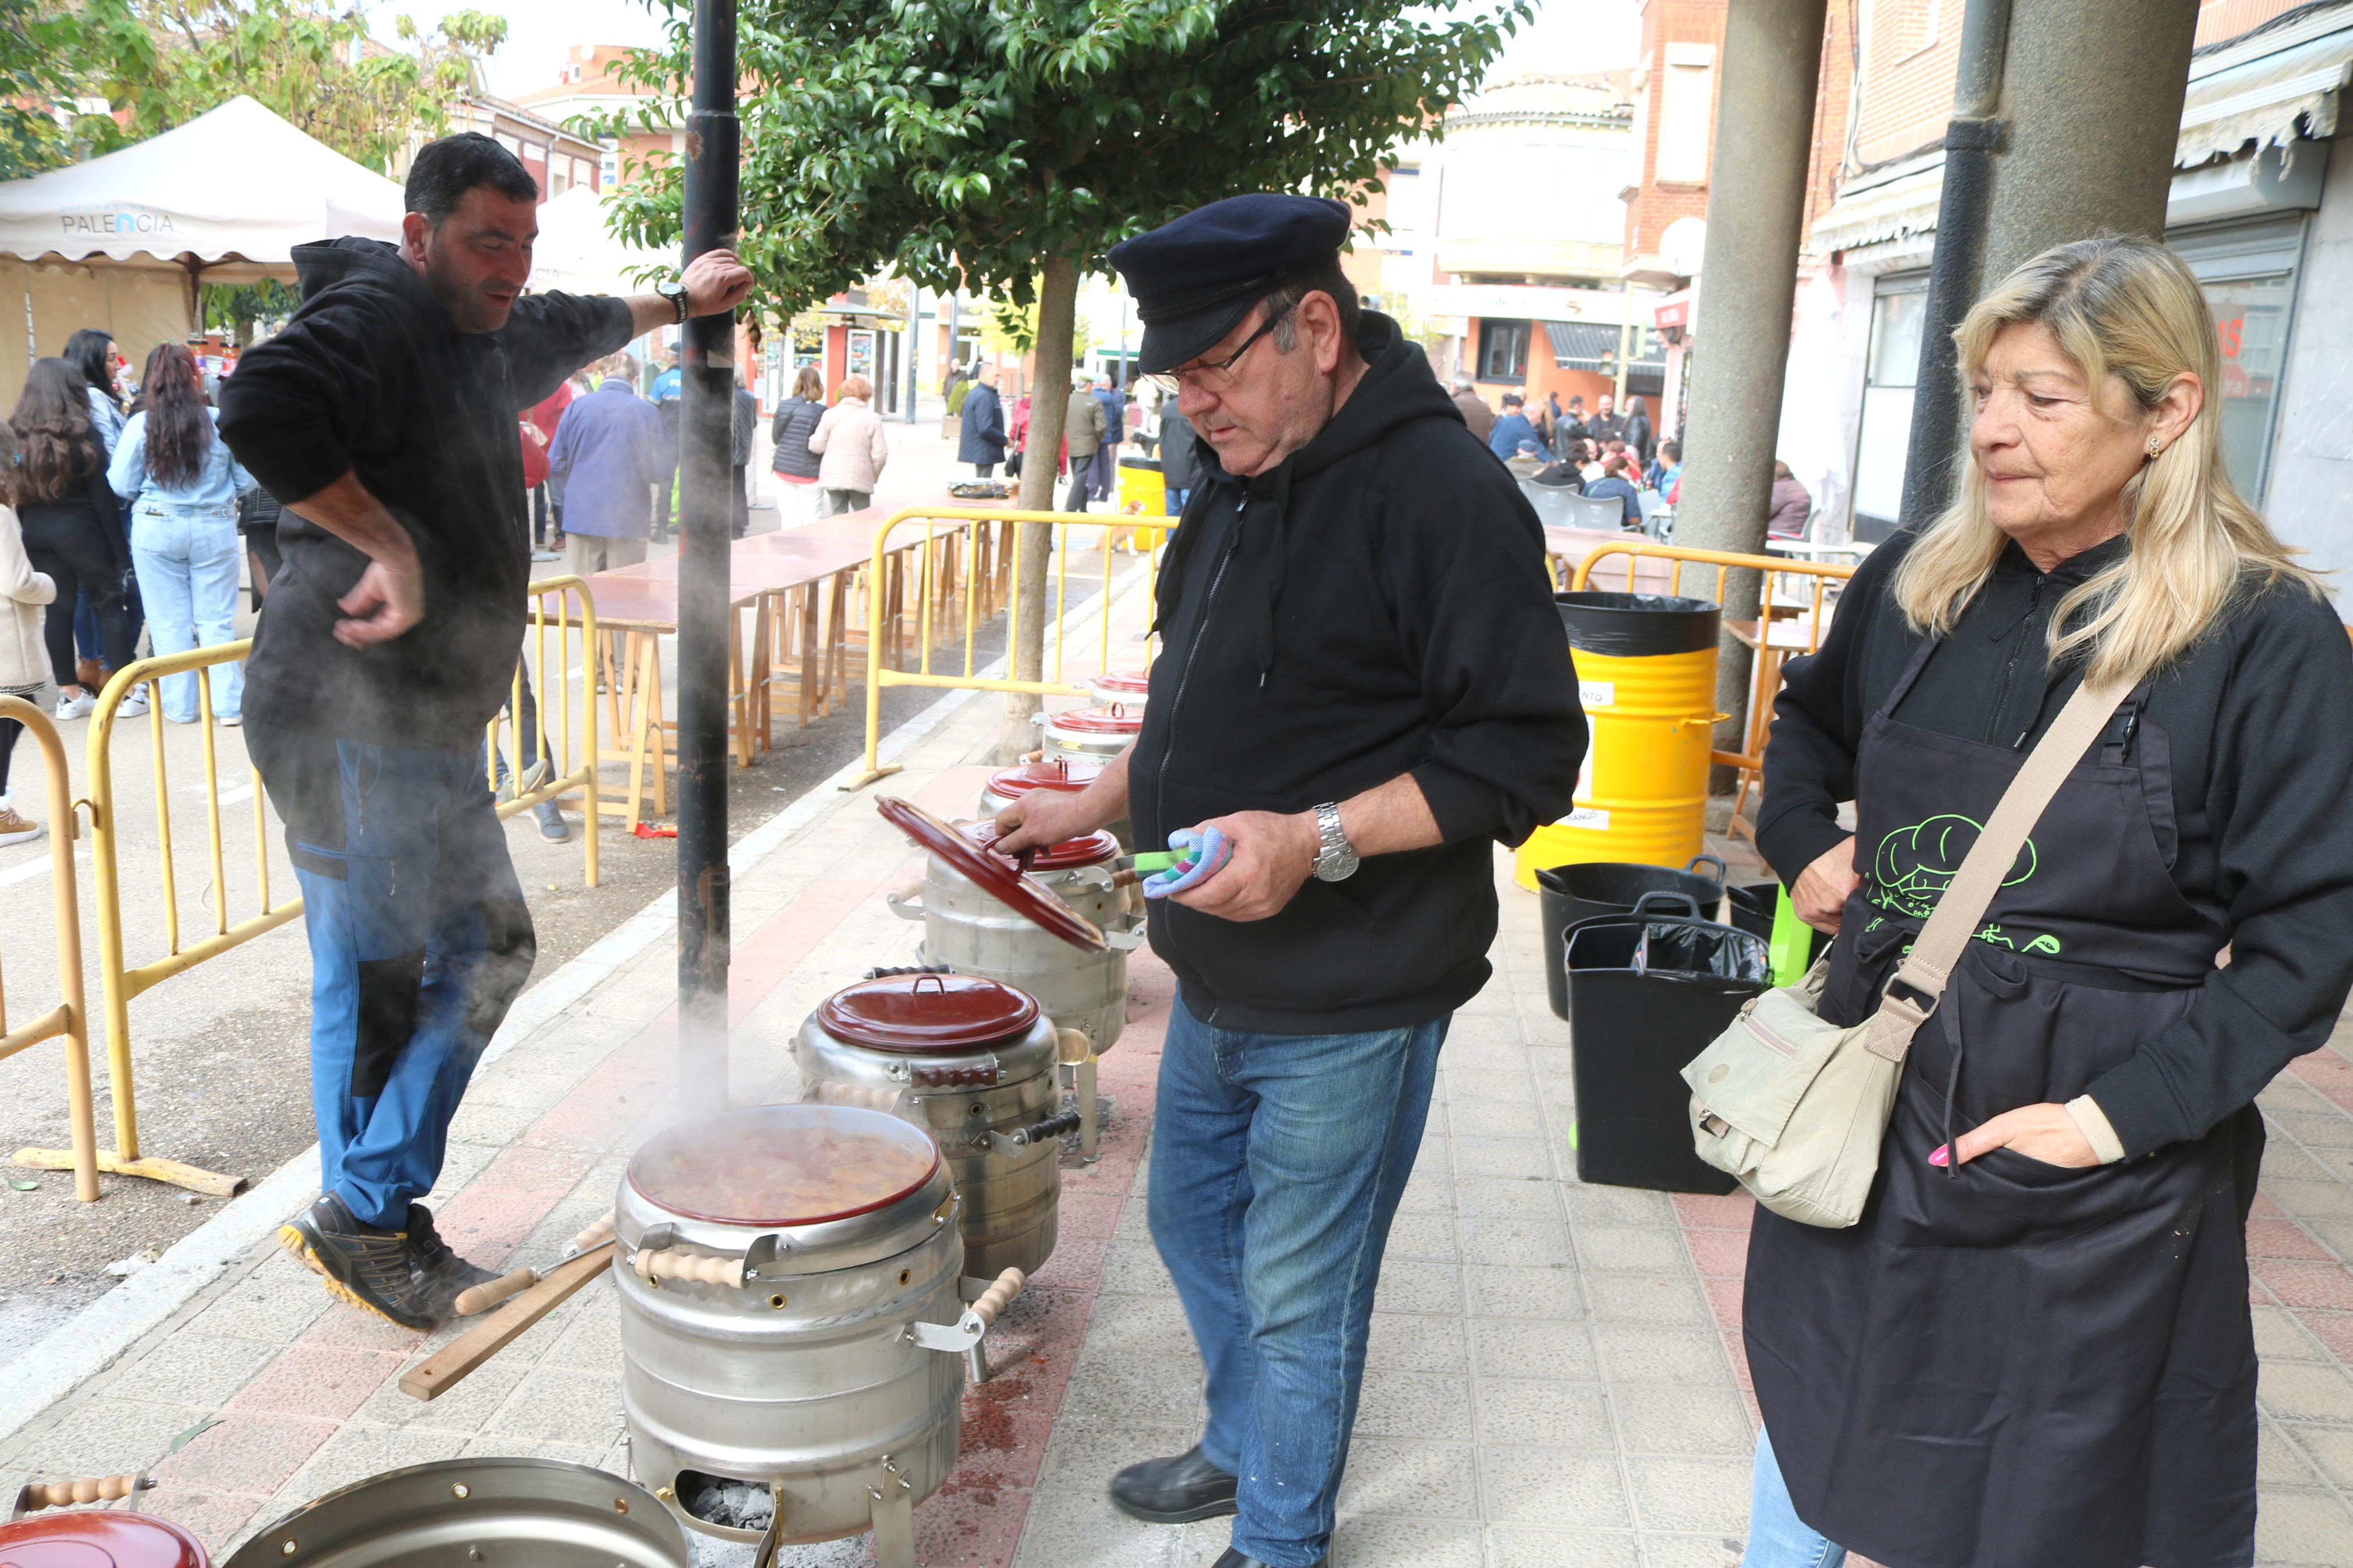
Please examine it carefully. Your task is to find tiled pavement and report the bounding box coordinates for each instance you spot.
[5,669,2353,1565]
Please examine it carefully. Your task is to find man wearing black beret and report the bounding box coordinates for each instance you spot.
[995,193,1584,1567]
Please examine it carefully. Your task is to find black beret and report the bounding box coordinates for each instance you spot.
[1110,194,1351,373]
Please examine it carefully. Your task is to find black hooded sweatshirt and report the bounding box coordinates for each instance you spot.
[218,237,633,748]
[1130,312,1585,1033]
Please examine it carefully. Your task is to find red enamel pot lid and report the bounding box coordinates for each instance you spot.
[819,972,1041,1053]
[629,1103,941,1227]
[967,820,1119,871]
[1049,705,1141,734]
[875,797,1108,952]
[1089,671,1151,697]
[986,758,1103,798]
[0,1512,211,1567]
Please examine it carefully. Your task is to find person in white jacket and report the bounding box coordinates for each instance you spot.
[0,421,59,845]
[807,374,888,515]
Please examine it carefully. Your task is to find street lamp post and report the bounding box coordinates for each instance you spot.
[676,0,739,1114]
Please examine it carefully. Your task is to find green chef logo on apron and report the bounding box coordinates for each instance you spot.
[1871,814,2063,955]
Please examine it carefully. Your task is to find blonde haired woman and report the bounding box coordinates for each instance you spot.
[807,372,888,515]
[1748,235,2353,1568]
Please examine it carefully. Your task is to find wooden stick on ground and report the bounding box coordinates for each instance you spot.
[399,1241,615,1402]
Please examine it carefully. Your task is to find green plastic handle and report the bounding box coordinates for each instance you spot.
[1769,884,1813,987]
[1132,851,1179,872]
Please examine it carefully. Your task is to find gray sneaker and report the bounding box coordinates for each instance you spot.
[534,801,570,842]
[278,1193,437,1331]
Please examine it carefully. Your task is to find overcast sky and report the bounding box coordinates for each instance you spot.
[366,0,1639,104]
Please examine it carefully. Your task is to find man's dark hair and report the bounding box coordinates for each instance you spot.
[1501,392,1524,407]
[1265,257,1363,356]
[405,133,538,225]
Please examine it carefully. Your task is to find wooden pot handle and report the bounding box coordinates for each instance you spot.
[570,1210,617,1254]
[636,1247,745,1289]
[16,1473,150,1512]
[452,1267,539,1317]
[968,1267,1025,1329]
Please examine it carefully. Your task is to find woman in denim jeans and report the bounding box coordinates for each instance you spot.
[108,343,252,724]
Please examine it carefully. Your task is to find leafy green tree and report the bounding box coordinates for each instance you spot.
[0,0,98,179]
[596,0,1528,746]
[67,0,506,174]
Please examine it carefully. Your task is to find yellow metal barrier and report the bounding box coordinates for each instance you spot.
[484,576,601,887]
[30,578,602,1197]
[0,698,101,1201]
[849,508,1178,788]
[1569,539,1858,840]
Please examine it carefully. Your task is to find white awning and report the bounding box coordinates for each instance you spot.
[0,95,403,274]
[1808,152,1945,257]
[2178,23,2353,166]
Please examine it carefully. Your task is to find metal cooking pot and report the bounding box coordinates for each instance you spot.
[889,822,1141,1053]
[1087,670,1151,708]
[613,1103,1023,1568]
[979,756,1131,852]
[5,1475,208,1567]
[796,973,1079,1281]
[224,1457,688,1566]
[1035,703,1140,763]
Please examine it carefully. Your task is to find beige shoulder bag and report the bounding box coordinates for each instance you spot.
[1680,670,2130,1228]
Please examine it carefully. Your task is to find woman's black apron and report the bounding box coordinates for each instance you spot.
[1745,637,2260,1568]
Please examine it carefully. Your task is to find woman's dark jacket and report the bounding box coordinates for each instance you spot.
[769,396,825,480]
[1158,411,1200,493]
[1761,528,2353,1159]
[957,382,1007,464]
[17,443,128,570]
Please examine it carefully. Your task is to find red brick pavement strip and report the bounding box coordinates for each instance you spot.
[1669,1190,1904,1568]
[910,952,1174,1567]
[129,865,889,1552]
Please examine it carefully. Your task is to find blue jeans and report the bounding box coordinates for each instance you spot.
[1163,485,1190,513]
[1744,1427,1848,1567]
[130,505,241,721]
[1149,992,1446,1568]
[276,736,537,1228]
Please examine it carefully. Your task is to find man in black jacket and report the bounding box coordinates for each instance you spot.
[218,133,750,1331]
[995,194,1583,1568]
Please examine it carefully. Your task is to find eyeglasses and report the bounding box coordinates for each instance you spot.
[1145,298,1297,396]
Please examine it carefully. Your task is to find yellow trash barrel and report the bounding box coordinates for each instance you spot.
[1117,456,1166,515]
[1515,592,1722,890]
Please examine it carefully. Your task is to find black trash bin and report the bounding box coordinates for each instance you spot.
[1723,879,1831,969]
[1534,855,1727,1019]
[1563,911,1770,1193]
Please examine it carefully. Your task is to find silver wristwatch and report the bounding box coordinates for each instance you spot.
[1311,802,1359,882]
[656,278,690,323]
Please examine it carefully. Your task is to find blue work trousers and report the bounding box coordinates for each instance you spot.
[283,738,536,1228]
[1149,992,1446,1568]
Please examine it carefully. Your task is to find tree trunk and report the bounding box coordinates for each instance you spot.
[994,254,1080,762]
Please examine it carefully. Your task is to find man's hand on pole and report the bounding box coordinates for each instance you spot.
[682,249,754,316]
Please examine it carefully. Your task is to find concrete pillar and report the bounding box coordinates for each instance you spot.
[1662,0,1828,788]
[1978,0,2198,296]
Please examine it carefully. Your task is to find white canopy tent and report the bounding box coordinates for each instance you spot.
[530,184,669,300]
[0,95,404,405]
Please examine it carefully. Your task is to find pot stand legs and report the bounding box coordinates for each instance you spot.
[869,1459,917,1568]
[749,1481,789,1568]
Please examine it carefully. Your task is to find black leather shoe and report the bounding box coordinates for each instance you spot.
[1210,1550,1328,1568]
[1108,1445,1237,1524]
[406,1202,498,1318]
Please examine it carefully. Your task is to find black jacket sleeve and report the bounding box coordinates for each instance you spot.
[1382,431,1586,847]
[2086,585,2353,1157]
[503,293,636,411]
[218,292,411,509]
[1755,535,1914,883]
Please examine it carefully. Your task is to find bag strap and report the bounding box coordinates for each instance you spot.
[1861,670,2133,1063]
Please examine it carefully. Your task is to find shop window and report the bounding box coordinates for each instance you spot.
[1656,49,1716,184]
[2173,215,2306,506]
[1850,276,1929,540]
[1478,319,1529,383]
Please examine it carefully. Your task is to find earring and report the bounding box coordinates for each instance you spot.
[2146,438,2162,458]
